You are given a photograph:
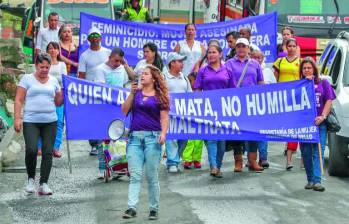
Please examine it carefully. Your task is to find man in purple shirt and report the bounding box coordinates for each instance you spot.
[225,38,264,172]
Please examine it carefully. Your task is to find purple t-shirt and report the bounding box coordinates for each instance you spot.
[130,90,162,131]
[226,57,264,87]
[194,64,231,91]
[316,79,336,116]
[60,46,79,75]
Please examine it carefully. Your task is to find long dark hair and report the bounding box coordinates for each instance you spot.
[146,65,170,111]
[299,57,320,84]
[143,42,164,71]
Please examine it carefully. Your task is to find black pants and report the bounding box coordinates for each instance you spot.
[226,141,258,155]
[23,122,57,184]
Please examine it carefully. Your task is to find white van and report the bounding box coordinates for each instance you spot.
[319,31,349,177]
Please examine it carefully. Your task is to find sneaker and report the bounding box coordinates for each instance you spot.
[313,183,325,192]
[259,160,270,168]
[168,166,179,173]
[97,170,104,179]
[183,161,192,169]
[38,183,53,195]
[210,167,219,177]
[37,149,42,156]
[304,182,314,190]
[214,169,223,178]
[149,210,158,220]
[53,150,62,158]
[25,178,35,194]
[89,146,98,156]
[123,208,137,219]
[193,161,202,169]
[286,164,293,171]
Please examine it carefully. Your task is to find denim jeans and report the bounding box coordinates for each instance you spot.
[38,106,64,151]
[258,141,268,161]
[126,131,162,211]
[300,123,327,184]
[205,140,226,169]
[165,140,187,167]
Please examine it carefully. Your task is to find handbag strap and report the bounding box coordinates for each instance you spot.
[237,59,251,87]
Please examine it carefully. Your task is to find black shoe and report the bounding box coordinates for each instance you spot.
[149,210,158,220]
[123,208,137,219]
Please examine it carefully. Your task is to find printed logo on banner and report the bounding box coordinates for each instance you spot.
[79,12,277,65]
[63,76,319,143]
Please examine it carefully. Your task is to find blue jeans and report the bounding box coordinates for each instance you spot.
[165,140,187,167]
[126,131,162,211]
[300,124,327,184]
[258,141,268,161]
[205,140,226,169]
[38,106,64,151]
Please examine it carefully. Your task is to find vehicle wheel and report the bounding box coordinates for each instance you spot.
[328,133,349,177]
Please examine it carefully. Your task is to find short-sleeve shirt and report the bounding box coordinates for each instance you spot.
[273,57,301,82]
[194,64,231,91]
[18,74,60,123]
[163,70,192,93]
[49,61,67,87]
[226,57,264,87]
[78,47,111,81]
[316,79,336,116]
[134,59,168,82]
[130,90,163,131]
[94,63,129,87]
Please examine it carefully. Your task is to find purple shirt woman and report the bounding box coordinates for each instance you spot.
[299,57,336,192]
[121,65,170,220]
[58,24,79,76]
[194,44,231,178]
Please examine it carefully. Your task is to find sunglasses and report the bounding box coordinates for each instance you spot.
[89,33,101,39]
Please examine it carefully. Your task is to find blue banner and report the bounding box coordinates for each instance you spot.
[79,12,277,64]
[63,76,319,143]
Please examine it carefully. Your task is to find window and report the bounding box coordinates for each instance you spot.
[343,53,349,86]
[228,0,243,9]
[318,43,333,66]
[321,46,338,75]
[329,50,342,86]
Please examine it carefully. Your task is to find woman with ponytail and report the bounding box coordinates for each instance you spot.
[134,42,167,83]
[121,65,170,220]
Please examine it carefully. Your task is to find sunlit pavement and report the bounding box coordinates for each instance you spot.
[1,141,349,224]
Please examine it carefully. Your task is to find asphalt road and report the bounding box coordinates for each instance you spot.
[1,141,349,224]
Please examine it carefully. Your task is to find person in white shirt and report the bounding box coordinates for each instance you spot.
[163,52,192,173]
[37,42,67,159]
[78,27,111,81]
[94,47,135,178]
[251,49,276,169]
[78,26,111,166]
[35,12,60,56]
[94,47,135,87]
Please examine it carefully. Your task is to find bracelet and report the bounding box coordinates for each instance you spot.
[322,114,327,120]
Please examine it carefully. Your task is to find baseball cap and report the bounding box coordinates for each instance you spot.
[167,52,186,65]
[88,27,101,36]
[235,38,250,46]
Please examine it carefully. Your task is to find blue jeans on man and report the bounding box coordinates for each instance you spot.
[300,124,327,184]
[205,140,226,169]
[126,131,162,212]
[258,141,268,161]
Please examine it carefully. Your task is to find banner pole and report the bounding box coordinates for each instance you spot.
[318,143,324,175]
[66,139,72,174]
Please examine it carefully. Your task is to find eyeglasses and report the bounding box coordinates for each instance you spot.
[88,33,101,39]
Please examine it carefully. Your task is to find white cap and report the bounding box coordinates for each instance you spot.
[88,27,101,36]
[167,52,186,65]
[235,38,250,46]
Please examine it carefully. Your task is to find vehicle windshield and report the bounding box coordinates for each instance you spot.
[43,0,112,28]
[344,53,349,86]
[266,0,349,26]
